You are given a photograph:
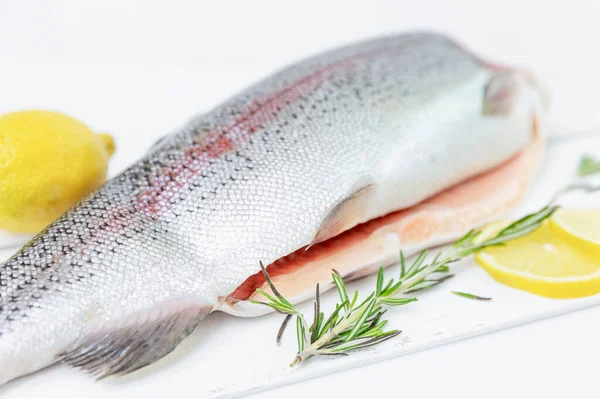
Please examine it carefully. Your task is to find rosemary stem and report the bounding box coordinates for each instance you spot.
[294,304,366,364]
[401,255,453,290]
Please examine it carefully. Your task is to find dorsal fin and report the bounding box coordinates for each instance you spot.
[309,184,374,248]
[59,300,211,379]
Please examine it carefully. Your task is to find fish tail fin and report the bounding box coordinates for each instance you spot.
[59,299,212,380]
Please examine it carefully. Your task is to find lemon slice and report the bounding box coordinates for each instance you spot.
[475,220,600,299]
[549,208,600,255]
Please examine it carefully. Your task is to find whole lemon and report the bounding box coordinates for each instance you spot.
[0,110,115,233]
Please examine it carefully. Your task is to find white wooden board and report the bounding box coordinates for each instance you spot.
[1,132,599,398]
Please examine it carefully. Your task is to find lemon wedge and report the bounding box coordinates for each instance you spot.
[549,208,600,255]
[475,219,600,299]
[0,110,115,234]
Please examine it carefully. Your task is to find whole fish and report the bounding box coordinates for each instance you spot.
[0,32,547,384]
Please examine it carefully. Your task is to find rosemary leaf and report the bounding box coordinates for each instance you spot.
[452,291,492,301]
[332,269,349,310]
[277,314,292,346]
[494,206,557,239]
[253,289,279,306]
[349,290,359,308]
[403,250,428,280]
[357,329,383,338]
[376,267,385,296]
[374,319,388,331]
[381,280,403,297]
[251,299,293,314]
[378,297,418,306]
[399,250,406,278]
[311,284,321,343]
[382,278,394,293]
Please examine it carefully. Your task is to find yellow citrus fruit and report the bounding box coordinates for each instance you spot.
[475,219,600,299]
[0,110,114,233]
[549,208,600,255]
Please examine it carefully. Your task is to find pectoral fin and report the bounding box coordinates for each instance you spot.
[483,72,526,116]
[309,184,374,248]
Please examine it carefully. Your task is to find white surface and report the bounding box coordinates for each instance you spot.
[2,126,598,399]
[1,1,600,398]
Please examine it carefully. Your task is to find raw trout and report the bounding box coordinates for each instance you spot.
[0,32,547,384]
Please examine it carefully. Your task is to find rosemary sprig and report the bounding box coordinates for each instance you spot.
[452,291,492,301]
[253,262,410,366]
[252,205,556,366]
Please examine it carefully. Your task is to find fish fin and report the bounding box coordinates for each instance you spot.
[59,299,211,380]
[482,72,525,116]
[309,184,374,248]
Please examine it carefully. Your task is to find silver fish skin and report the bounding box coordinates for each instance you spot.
[0,32,546,384]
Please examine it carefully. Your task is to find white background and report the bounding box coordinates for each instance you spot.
[1,1,600,398]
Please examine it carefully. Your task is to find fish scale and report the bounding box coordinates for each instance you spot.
[0,32,545,384]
